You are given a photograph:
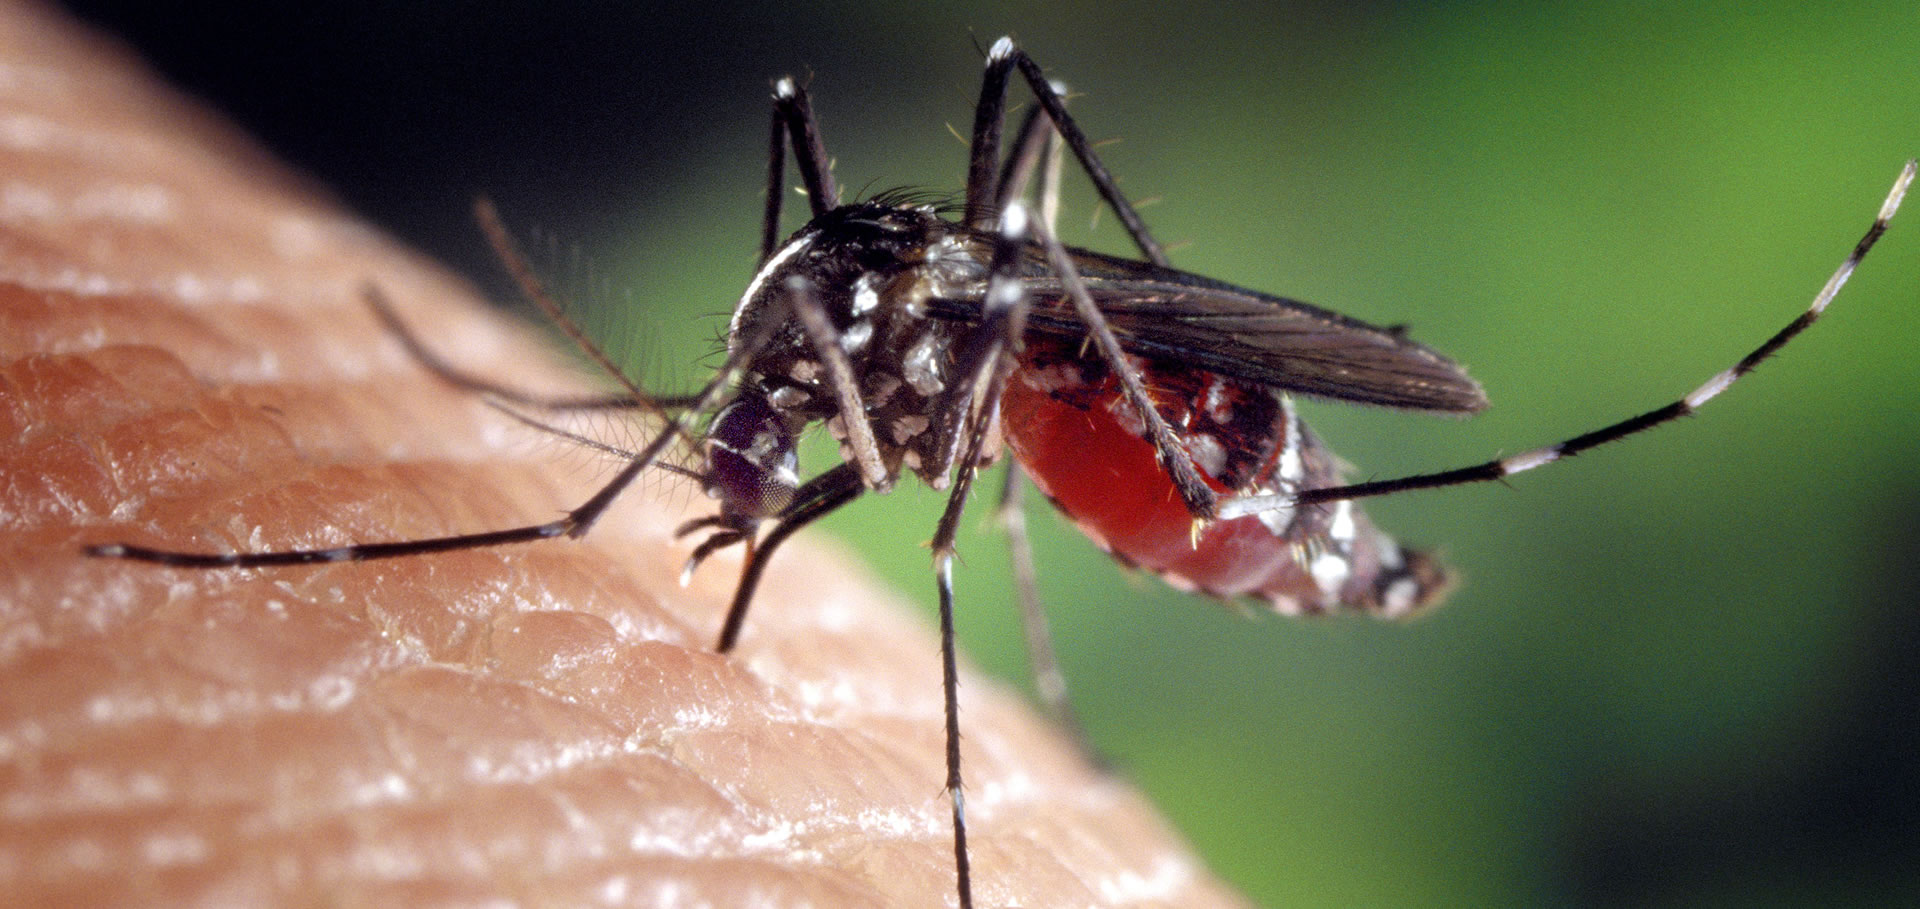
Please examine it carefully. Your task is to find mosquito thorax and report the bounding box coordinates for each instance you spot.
[729,200,994,485]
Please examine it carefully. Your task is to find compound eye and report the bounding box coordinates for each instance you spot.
[705,393,799,520]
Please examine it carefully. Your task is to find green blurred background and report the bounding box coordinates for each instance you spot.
[69,1,1920,904]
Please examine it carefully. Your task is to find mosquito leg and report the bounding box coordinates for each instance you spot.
[784,276,891,491]
[994,463,1103,764]
[922,202,1037,482]
[992,77,1072,232]
[760,76,839,266]
[1217,161,1917,519]
[930,204,1038,552]
[966,41,1213,525]
[1036,99,1067,234]
[88,276,800,569]
[926,371,1000,909]
[1006,46,1169,266]
[761,76,840,261]
[968,41,1214,520]
[913,200,1060,909]
[996,465,1059,713]
[91,378,675,567]
[934,551,974,909]
[1027,217,1221,520]
[991,100,1051,218]
[983,93,1103,756]
[966,38,1171,267]
[760,87,789,263]
[714,463,865,652]
[961,38,1015,230]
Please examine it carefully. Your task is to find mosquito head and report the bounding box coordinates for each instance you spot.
[703,389,801,525]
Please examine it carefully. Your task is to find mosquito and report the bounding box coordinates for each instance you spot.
[88,37,1913,907]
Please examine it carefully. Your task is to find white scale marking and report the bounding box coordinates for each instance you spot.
[1308,501,1358,596]
[1380,577,1421,618]
[850,274,880,314]
[988,277,1024,311]
[767,385,808,409]
[1202,377,1230,424]
[729,233,814,341]
[902,332,944,396]
[999,201,1029,243]
[1684,368,1738,410]
[1185,433,1226,477]
[839,320,872,354]
[1327,499,1356,545]
[1500,446,1561,476]
[1309,551,1351,597]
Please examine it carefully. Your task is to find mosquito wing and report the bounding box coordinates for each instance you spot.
[928,244,1488,413]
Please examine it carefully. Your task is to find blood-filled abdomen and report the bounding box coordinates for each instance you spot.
[999,339,1449,617]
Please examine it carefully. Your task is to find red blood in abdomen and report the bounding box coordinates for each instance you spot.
[999,357,1292,599]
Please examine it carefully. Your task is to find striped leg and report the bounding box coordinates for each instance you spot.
[1218,160,1916,521]
[84,278,801,569]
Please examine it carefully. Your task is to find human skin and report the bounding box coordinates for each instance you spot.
[0,2,1245,905]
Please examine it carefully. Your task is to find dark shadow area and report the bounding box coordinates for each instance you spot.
[1562,492,1920,904]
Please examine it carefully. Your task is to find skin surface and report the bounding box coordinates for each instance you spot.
[0,2,1247,905]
